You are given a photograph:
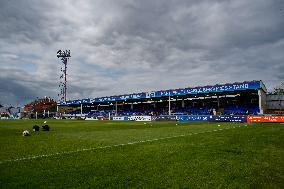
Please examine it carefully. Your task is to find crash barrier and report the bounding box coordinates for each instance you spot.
[176,115,246,122]
[247,116,284,122]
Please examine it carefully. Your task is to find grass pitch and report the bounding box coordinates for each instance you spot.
[0,120,283,188]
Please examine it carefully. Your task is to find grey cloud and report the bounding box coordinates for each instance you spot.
[0,0,284,105]
[0,68,57,105]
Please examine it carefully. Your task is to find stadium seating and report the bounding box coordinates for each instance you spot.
[223,105,259,115]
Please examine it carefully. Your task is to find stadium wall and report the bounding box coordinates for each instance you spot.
[266,94,284,114]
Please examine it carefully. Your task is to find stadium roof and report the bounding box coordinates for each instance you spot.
[59,80,266,105]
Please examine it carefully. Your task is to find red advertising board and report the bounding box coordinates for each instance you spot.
[247,116,284,123]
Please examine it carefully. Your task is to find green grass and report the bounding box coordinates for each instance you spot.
[0,120,283,188]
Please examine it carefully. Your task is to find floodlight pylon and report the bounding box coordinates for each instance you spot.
[57,50,71,102]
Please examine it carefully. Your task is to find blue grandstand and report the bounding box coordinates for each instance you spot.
[58,80,267,118]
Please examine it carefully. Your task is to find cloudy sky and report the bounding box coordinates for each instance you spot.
[0,0,284,106]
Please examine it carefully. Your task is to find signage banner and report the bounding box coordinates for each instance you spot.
[208,115,247,122]
[176,115,210,122]
[112,117,128,121]
[128,116,152,121]
[177,115,246,122]
[247,116,284,122]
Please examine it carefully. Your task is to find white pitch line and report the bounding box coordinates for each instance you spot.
[0,126,242,164]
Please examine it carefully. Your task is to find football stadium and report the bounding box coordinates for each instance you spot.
[1,80,284,188]
[1,1,284,187]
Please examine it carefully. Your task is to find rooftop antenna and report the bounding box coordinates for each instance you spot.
[57,50,71,102]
